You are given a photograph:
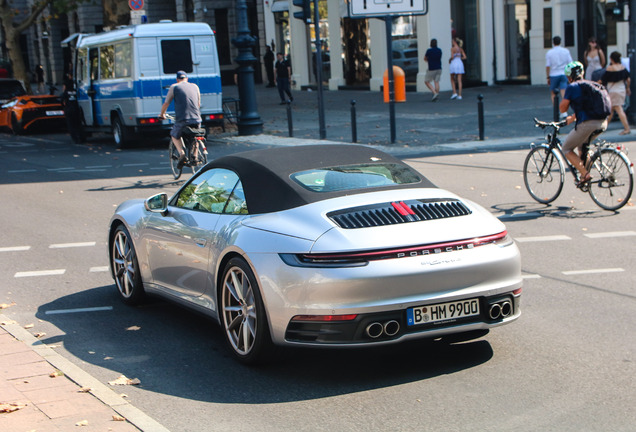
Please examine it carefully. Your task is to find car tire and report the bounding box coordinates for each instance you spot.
[112,115,132,149]
[219,257,272,365]
[110,225,145,305]
[11,112,23,134]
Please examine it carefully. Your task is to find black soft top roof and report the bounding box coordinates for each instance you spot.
[206,144,436,214]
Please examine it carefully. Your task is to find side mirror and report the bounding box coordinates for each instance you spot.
[144,193,168,214]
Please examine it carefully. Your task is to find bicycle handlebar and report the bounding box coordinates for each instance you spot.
[161,113,175,120]
[534,117,567,130]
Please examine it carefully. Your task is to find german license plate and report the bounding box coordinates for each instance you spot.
[46,110,64,116]
[407,298,480,326]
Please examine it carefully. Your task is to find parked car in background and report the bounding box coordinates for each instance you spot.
[109,144,522,364]
[392,39,418,79]
[0,78,26,105]
[0,94,65,134]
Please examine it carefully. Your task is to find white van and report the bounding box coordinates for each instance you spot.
[68,21,223,147]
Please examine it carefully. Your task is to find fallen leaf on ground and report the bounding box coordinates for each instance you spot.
[0,402,27,413]
[0,319,17,325]
[34,332,46,338]
[77,387,91,393]
[49,370,64,378]
[119,393,128,398]
[104,356,113,360]
[0,302,16,309]
[75,419,89,426]
[24,323,34,329]
[108,375,141,386]
[125,325,141,331]
[112,415,126,421]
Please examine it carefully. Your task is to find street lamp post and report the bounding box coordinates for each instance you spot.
[232,0,263,135]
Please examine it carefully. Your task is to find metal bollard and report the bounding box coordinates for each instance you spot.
[286,100,293,137]
[553,90,560,122]
[477,94,484,141]
[351,99,357,143]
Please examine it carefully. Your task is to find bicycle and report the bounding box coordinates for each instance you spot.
[163,114,208,180]
[523,118,634,211]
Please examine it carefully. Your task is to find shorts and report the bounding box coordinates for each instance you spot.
[562,118,608,153]
[549,75,568,92]
[425,69,442,82]
[171,120,201,139]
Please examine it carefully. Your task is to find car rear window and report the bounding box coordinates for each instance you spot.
[291,163,421,193]
[0,81,26,99]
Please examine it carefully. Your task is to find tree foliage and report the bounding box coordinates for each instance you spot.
[0,0,82,93]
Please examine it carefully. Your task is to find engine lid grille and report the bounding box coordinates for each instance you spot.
[327,199,471,229]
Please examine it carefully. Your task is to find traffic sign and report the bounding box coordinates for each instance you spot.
[348,0,428,18]
[129,0,144,11]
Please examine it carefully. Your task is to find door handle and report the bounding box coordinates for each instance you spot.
[195,238,207,247]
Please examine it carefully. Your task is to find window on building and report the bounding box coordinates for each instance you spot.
[215,9,231,65]
[543,8,552,49]
[114,42,132,78]
[160,40,193,75]
[605,1,618,45]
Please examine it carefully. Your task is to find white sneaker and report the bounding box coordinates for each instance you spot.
[432,93,439,101]
[457,96,462,100]
[450,93,458,100]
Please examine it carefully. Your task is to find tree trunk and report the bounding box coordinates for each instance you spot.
[103,0,131,29]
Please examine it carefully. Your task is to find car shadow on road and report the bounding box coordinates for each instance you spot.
[492,202,624,220]
[36,285,494,404]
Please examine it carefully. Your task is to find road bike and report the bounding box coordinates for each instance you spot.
[523,118,633,211]
[163,114,208,180]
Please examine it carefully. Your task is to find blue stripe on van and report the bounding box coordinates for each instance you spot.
[78,76,222,101]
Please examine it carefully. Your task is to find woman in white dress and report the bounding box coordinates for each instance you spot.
[584,37,605,81]
[449,38,467,100]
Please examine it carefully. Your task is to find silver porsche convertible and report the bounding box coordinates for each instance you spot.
[109,145,521,364]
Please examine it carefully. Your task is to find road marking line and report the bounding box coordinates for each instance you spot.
[69,169,107,173]
[123,163,149,167]
[521,274,541,279]
[7,169,37,173]
[90,266,109,272]
[514,235,571,243]
[85,165,113,169]
[584,231,636,239]
[15,269,66,278]
[150,167,169,170]
[44,306,113,315]
[49,242,96,249]
[562,268,625,275]
[0,246,31,252]
[47,167,75,171]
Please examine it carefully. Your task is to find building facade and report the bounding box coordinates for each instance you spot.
[3,0,631,92]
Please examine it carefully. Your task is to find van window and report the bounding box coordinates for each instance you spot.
[161,40,193,74]
[115,42,132,78]
[100,45,114,79]
[77,48,87,83]
[89,48,99,81]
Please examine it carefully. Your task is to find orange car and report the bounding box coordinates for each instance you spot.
[0,94,66,134]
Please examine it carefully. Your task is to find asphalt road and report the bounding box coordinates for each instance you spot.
[1,132,635,432]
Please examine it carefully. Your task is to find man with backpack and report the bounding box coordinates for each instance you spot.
[560,61,611,186]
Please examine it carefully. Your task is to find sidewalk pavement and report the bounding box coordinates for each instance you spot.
[0,314,169,432]
[218,83,634,155]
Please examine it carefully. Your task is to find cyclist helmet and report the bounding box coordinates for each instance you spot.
[564,61,584,79]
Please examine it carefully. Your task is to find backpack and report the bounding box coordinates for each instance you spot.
[579,80,612,120]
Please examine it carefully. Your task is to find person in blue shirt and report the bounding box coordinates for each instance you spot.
[424,39,442,101]
[559,61,609,185]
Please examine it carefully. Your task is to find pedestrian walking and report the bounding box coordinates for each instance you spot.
[264,45,275,87]
[275,52,293,104]
[449,38,466,100]
[602,51,631,135]
[583,37,605,81]
[36,64,45,94]
[424,38,442,101]
[545,36,572,116]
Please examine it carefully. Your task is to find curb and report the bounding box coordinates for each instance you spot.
[0,313,170,432]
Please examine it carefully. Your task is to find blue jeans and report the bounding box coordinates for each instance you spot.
[277,77,292,102]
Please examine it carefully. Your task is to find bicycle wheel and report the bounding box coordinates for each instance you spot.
[168,140,182,180]
[523,145,565,204]
[587,148,634,211]
[190,145,208,174]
